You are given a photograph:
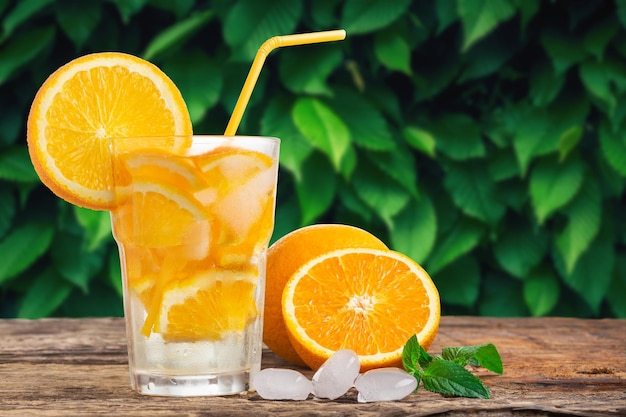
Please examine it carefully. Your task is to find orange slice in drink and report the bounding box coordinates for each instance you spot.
[113,178,213,336]
[112,179,211,263]
[158,269,259,342]
[193,147,277,266]
[27,52,192,210]
[282,248,440,372]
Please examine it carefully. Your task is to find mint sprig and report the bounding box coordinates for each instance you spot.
[401,335,503,399]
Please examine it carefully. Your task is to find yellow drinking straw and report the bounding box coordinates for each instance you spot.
[224,29,346,136]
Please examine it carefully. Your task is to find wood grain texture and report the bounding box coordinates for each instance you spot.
[0,317,624,416]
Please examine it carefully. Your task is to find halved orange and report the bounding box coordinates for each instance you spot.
[282,248,440,372]
[27,52,192,210]
[264,224,388,366]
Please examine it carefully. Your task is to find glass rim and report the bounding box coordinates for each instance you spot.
[108,134,280,143]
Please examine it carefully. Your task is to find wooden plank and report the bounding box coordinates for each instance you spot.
[0,317,624,416]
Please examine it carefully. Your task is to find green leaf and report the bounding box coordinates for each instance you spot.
[295,153,336,225]
[579,60,617,116]
[512,105,549,176]
[457,0,515,51]
[558,125,583,162]
[618,0,626,29]
[402,334,421,375]
[435,0,458,35]
[341,0,411,35]
[17,268,72,319]
[0,184,16,239]
[366,144,419,198]
[143,10,213,61]
[423,359,490,399]
[433,256,481,308]
[430,114,485,160]
[224,0,303,61]
[557,227,614,313]
[51,232,105,293]
[444,160,506,225]
[516,0,540,28]
[1,0,53,39]
[292,97,351,170]
[337,183,374,223]
[479,272,528,316]
[541,30,586,74]
[555,178,601,274]
[583,16,619,61]
[108,250,123,297]
[55,0,102,49]
[390,195,437,264]
[0,105,22,146]
[599,120,626,176]
[107,0,147,24]
[330,88,395,151]
[271,195,301,245]
[607,256,626,318]
[427,218,484,274]
[0,25,56,85]
[529,61,565,107]
[351,159,411,229]
[0,222,54,285]
[261,95,312,180]
[529,157,585,224]
[458,29,517,82]
[493,220,549,279]
[488,150,520,181]
[149,0,195,18]
[523,267,560,316]
[310,0,341,27]
[374,29,411,75]
[0,146,39,183]
[441,343,503,374]
[163,51,222,124]
[279,46,342,96]
[73,206,112,252]
[403,126,436,158]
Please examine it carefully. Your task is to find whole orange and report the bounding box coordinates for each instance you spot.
[264,224,388,366]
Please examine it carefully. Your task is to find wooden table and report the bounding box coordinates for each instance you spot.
[0,317,624,416]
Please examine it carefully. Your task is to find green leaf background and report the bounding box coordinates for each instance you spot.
[1,0,624,319]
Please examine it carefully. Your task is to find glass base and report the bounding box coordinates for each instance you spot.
[131,371,252,396]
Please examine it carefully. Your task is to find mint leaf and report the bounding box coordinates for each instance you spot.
[442,343,503,374]
[423,359,490,399]
[418,344,433,368]
[402,334,420,374]
[401,335,424,389]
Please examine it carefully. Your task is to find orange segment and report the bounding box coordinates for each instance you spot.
[282,248,440,372]
[27,52,192,210]
[193,147,277,267]
[112,180,209,251]
[264,224,388,366]
[159,270,259,342]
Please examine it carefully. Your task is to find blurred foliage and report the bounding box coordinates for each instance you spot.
[0,0,624,319]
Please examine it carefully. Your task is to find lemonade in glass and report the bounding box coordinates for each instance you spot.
[110,135,279,396]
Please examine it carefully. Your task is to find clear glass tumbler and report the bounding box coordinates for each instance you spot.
[110,135,280,396]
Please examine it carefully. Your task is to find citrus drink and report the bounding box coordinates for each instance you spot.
[110,135,280,396]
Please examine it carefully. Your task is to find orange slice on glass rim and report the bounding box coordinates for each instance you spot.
[26,52,192,210]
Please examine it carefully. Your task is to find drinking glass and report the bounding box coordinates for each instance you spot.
[110,135,280,396]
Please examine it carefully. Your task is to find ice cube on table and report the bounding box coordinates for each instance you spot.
[252,368,312,400]
[311,349,360,400]
[354,367,417,403]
